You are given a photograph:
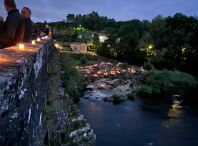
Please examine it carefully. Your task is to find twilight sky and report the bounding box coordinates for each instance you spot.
[0,0,198,23]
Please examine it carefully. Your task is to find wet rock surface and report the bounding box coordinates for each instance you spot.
[79,63,143,101]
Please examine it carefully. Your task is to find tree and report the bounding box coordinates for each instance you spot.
[115,24,147,64]
[71,31,79,42]
[93,34,101,52]
[97,41,112,58]
[66,14,75,23]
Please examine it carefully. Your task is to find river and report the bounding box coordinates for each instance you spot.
[75,88,198,146]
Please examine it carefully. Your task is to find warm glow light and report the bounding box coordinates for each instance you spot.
[32,41,35,45]
[104,73,108,76]
[37,38,40,41]
[55,44,59,48]
[94,74,98,77]
[42,37,45,39]
[100,84,105,87]
[149,45,152,49]
[19,44,24,49]
[174,95,180,97]
[76,66,79,69]
[45,36,48,39]
[111,71,116,75]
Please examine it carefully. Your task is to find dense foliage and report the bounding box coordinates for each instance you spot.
[60,53,85,100]
[35,11,198,76]
[139,70,198,94]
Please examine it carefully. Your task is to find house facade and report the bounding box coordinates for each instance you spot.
[70,42,87,53]
[98,34,108,42]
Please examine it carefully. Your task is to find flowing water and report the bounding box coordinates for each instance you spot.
[75,88,198,146]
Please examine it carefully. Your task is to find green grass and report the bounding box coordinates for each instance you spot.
[139,69,198,94]
[60,47,72,51]
[60,52,119,67]
[167,70,198,87]
[73,27,87,31]
[111,94,124,101]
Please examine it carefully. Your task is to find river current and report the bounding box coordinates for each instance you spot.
[75,88,198,146]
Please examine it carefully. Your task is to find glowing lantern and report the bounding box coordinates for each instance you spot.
[117,71,120,74]
[19,44,24,49]
[55,44,59,48]
[100,84,105,87]
[37,38,40,41]
[45,36,48,39]
[94,74,98,77]
[42,37,45,39]
[32,41,35,45]
[104,73,108,76]
[111,71,116,75]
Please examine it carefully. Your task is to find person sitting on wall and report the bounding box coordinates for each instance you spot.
[43,25,49,36]
[32,22,38,40]
[0,0,25,49]
[21,7,33,42]
[48,26,52,36]
[0,16,5,41]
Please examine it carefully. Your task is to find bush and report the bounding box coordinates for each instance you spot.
[60,53,85,100]
[139,70,171,94]
[60,47,72,51]
[127,93,136,99]
[168,71,198,88]
[86,54,93,60]
[98,87,103,90]
[80,56,88,64]
[139,86,152,94]
[133,90,139,94]
[119,62,128,69]
[111,94,123,101]
[143,62,155,70]
[104,97,108,101]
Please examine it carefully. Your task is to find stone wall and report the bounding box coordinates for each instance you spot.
[0,38,55,146]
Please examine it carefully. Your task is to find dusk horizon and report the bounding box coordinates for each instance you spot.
[0,0,198,23]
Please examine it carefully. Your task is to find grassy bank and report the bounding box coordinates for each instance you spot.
[61,52,118,67]
[139,69,198,94]
[60,53,198,97]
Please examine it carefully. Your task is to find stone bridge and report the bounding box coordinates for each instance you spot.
[0,38,54,146]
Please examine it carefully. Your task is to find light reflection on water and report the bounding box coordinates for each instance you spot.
[76,88,198,146]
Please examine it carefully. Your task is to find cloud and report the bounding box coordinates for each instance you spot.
[0,0,197,22]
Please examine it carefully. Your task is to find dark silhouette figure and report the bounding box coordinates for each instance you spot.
[0,0,25,49]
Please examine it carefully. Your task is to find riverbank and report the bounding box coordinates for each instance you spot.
[60,53,198,102]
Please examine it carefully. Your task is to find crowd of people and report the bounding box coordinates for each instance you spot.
[0,0,51,49]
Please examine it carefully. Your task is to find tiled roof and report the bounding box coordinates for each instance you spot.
[71,42,86,45]
[98,34,108,37]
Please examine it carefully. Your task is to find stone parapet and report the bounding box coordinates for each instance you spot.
[0,38,55,146]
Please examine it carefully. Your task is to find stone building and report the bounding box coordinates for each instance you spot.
[70,42,87,53]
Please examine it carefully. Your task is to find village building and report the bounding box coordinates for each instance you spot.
[70,42,87,53]
[98,34,108,42]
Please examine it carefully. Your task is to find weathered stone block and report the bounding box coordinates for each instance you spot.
[0,38,55,146]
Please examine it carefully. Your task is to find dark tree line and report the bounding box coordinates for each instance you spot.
[34,11,198,76]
